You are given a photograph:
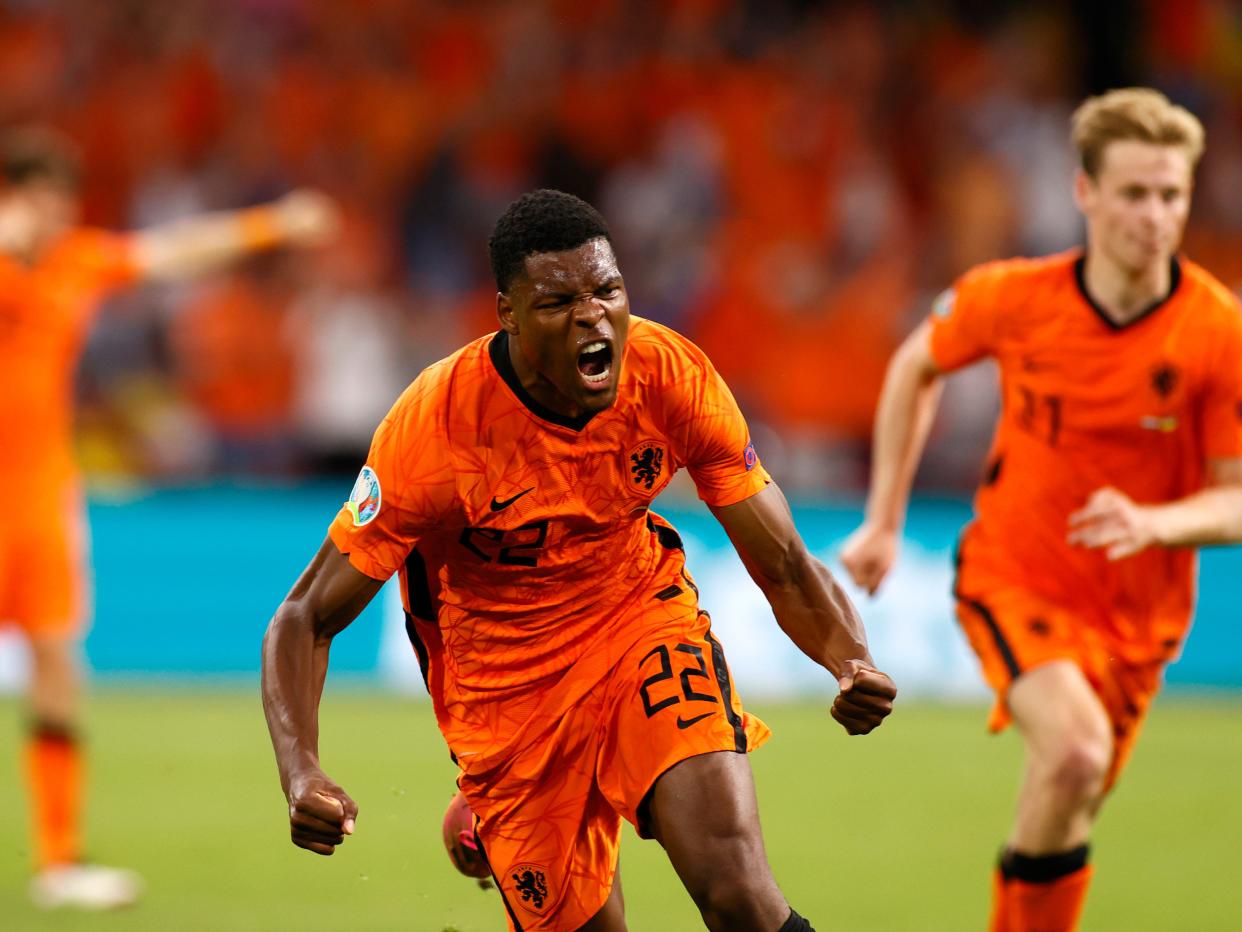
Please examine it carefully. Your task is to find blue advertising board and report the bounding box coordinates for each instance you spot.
[0,483,1234,694]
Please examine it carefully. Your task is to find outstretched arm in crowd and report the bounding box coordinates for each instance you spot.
[133,189,338,281]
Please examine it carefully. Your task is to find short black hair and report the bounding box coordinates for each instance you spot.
[0,128,81,190]
[488,189,612,293]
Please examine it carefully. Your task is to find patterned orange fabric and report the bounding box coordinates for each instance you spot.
[329,317,773,928]
[464,584,769,931]
[0,229,139,484]
[329,316,770,764]
[930,250,1242,663]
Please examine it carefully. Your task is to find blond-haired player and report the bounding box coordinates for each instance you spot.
[842,88,1242,931]
[0,128,337,909]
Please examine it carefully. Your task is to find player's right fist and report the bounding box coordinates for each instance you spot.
[286,768,358,856]
[832,660,897,735]
[839,522,899,596]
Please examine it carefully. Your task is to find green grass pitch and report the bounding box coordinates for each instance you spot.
[1,690,1239,930]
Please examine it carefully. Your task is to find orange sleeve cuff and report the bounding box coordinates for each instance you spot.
[698,465,772,508]
[327,516,397,582]
[238,206,284,251]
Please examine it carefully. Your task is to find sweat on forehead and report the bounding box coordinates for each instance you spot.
[488,189,613,293]
[521,240,619,290]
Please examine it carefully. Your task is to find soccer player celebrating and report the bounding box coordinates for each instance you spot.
[262,189,897,932]
[841,88,1242,931]
[0,128,337,909]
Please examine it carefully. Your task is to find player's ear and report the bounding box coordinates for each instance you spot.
[1072,167,1094,213]
[497,291,519,335]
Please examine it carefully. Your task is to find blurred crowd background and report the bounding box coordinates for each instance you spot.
[4,0,1242,492]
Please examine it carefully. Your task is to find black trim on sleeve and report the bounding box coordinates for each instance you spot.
[488,330,598,431]
[1074,255,1181,330]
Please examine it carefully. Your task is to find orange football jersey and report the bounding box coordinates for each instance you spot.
[0,229,139,482]
[329,317,770,769]
[930,251,1242,660]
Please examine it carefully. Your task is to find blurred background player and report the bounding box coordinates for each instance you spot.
[262,189,896,932]
[841,88,1242,931]
[0,127,337,909]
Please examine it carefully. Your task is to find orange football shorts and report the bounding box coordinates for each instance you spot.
[954,562,1164,790]
[459,603,770,931]
[0,483,87,638]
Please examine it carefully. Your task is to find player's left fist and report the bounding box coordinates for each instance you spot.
[831,659,896,736]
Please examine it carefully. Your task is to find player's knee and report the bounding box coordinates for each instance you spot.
[1045,736,1110,805]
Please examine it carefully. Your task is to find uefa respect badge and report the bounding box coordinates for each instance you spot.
[345,466,382,527]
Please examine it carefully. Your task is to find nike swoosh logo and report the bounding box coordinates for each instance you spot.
[676,712,714,729]
[489,488,533,511]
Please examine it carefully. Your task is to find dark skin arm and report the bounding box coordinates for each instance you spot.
[710,483,896,734]
[261,538,384,854]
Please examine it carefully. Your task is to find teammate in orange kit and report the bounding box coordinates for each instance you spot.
[0,128,337,909]
[842,88,1242,931]
[262,189,896,932]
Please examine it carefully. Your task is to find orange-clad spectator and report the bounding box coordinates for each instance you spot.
[0,127,337,910]
[170,267,297,469]
[697,239,913,441]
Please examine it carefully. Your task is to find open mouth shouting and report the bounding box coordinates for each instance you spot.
[576,338,614,390]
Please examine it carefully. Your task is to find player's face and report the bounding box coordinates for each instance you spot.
[1075,141,1192,275]
[5,178,79,250]
[499,237,630,418]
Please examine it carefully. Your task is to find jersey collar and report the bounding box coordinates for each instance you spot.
[488,330,600,431]
[1073,254,1182,331]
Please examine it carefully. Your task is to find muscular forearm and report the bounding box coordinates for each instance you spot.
[1150,486,1242,547]
[754,552,873,678]
[261,605,332,796]
[865,342,943,531]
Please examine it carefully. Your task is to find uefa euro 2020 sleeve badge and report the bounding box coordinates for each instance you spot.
[345,466,382,527]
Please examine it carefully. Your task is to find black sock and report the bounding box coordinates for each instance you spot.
[28,719,79,744]
[999,844,1090,884]
[778,907,815,932]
